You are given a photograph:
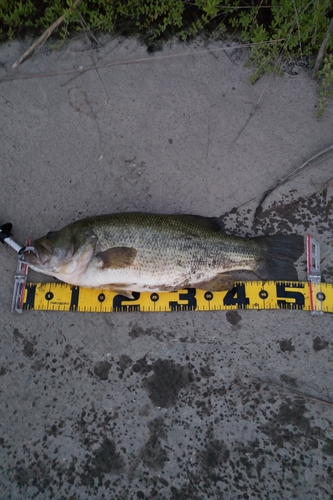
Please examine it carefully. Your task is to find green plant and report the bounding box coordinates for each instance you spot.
[0,0,37,39]
[228,0,333,83]
[79,0,116,32]
[317,54,333,118]
[0,0,332,88]
[116,0,184,40]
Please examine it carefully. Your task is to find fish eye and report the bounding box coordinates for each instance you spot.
[46,231,55,239]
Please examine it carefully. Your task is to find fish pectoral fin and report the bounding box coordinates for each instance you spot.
[99,284,135,299]
[96,247,137,269]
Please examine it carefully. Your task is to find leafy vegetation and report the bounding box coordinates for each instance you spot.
[317,54,333,117]
[0,1,332,110]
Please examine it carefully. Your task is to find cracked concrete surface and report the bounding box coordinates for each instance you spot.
[0,35,333,499]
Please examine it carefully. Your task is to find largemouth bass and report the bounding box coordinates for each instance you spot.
[21,213,304,297]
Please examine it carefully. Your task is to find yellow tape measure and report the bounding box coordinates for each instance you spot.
[21,281,333,313]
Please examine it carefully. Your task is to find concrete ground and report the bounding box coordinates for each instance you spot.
[0,34,333,499]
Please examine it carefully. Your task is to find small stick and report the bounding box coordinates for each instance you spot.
[313,17,333,77]
[254,376,333,407]
[77,11,100,48]
[12,0,82,68]
[0,39,284,82]
[292,0,303,59]
[254,143,333,220]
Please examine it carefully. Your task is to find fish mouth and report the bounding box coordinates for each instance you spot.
[19,242,50,267]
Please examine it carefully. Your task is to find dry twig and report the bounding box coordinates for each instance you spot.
[0,39,284,82]
[12,0,82,68]
[313,18,333,77]
[254,377,333,407]
[254,144,333,220]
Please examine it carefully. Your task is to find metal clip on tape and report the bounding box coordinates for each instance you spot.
[307,235,323,315]
[0,223,32,313]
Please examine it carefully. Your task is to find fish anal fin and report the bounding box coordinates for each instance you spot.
[194,273,236,292]
[96,247,137,269]
[195,270,265,291]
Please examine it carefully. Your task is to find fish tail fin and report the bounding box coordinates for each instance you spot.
[255,234,304,281]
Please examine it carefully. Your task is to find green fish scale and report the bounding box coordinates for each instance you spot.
[88,213,260,277]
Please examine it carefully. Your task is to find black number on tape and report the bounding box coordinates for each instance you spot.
[23,284,36,310]
[169,288,197,311]
[70,286,79,310]
[223,284,250,308]
[276,283,305,309]
[113,292,140,311]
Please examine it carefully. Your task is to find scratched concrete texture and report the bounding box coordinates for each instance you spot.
[0,35,333,499]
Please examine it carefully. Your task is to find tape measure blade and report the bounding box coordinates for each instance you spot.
[20,281,333,313]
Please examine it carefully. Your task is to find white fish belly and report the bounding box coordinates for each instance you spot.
[71,265,195,290]
[69,261,254,291]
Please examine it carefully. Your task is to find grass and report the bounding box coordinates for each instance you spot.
[1,1,332,112]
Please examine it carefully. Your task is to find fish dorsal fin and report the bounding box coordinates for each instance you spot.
[96,247,137,269]
[176,215,225,233]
